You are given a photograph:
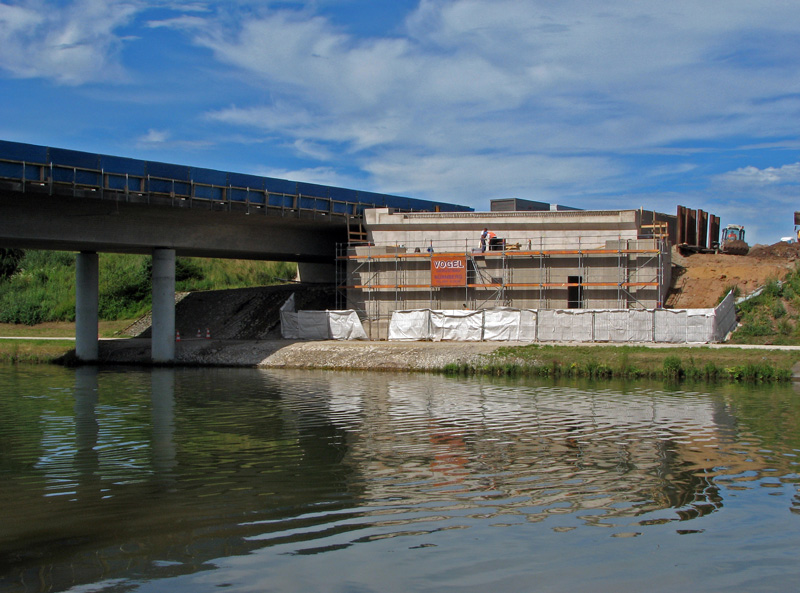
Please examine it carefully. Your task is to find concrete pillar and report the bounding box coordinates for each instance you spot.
[151,248,176,363]
[75,251,99,361]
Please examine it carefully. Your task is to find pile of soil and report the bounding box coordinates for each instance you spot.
[667,242,797,308]
[129,283,336,340]
[748,241,800,260]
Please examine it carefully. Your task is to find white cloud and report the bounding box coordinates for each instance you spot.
[137,128,171,145]
[175,1,800,160]
[0,0,141,84]
[364,151,621,207]
[135,128,212,150]
[716,163,800,187]
[255,165,360,189]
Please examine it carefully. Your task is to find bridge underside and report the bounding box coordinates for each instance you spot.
[0,183,347,263]
[0,183,348,363]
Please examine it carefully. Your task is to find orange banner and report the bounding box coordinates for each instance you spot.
[431,255,467,286]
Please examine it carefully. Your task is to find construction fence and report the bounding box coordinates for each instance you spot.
[280,291,736,344]
[280,294,368,340]
[387,291,736,344]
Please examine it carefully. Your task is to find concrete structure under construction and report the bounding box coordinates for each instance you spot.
[338,208,674,338]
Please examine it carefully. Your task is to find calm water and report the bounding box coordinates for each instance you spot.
[1,366,799,593]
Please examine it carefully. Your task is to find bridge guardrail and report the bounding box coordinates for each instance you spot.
[0,156,374,220]
[0,140,473,219]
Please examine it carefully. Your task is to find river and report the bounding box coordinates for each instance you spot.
[0,366,799,592]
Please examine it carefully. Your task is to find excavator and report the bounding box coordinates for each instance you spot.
[719,224,749,255]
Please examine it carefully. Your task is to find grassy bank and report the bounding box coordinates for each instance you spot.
[0,320,136,338]
[729,265,800,345]
[0,339,76,364]
[445,344,797,382]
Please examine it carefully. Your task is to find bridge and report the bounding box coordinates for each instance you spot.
[0,140,471,362]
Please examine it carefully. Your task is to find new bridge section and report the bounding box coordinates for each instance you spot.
[0,140,470,261]
[0,140,472,362]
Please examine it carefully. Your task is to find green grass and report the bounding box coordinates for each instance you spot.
[0,339,76,364]
[730,266,800,345]
[0,250,296,325]
[443,345,796,383]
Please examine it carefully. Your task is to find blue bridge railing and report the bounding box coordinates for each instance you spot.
[0,140,472,219]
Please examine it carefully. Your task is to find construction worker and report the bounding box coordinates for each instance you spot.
[480,228,496,252]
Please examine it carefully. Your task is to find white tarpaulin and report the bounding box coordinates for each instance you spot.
[388,309,431,341]
[653,291,736,343]
[430,310,484,341]
[386,297,737,343]
[279,294,367,340]
[714,290,737,340]
[537,309,594,342]
[686,309,715,343]
[328,310,369,340]
[519,309,538,342]
[298,310,330,340]
[483,308,520,341]
[594,310,654,342]
[628,309,655,342]
[654,309,687,343]
[279,293,300,339]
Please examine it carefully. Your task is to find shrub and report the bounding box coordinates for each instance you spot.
[772,301,787,319]
[663,355,683,379]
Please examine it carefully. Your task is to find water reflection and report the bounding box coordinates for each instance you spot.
[0,368,798,592]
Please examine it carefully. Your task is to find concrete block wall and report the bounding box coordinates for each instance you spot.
[343,209,672,318]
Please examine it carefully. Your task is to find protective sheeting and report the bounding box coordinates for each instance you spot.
[686,310,715,343]
[654,291,736,343]
[653,309,687,343]
[518,310,538,342]
[484,308,522,341]
[280,294,367,340]
[714,290,737,340]
[279,294,300,339]
[387,292,737,343]
[430,310,484,341]
[297,311,330,340]
[594,310,653,342]
[538,310,594,342]
[328,310,369,341]
[388,309,431,341]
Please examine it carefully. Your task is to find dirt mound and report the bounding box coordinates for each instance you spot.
[748,241,800,260]
[132,284,336,340]
[667,243,796,308]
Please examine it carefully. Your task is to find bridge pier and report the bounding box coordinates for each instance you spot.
[151,249,176,363]
[76,252,99,362]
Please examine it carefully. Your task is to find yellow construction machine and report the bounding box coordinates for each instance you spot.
[719,224,749,255]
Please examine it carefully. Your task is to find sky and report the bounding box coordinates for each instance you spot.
[2,0,800,245]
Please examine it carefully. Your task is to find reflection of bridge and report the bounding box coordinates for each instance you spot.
[0,140,471,361]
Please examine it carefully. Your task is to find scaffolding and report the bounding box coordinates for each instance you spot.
[337,235,670,340]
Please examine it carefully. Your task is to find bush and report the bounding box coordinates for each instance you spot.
[0,248,24,279]
[772,301,787,319]
[663,355,683,379]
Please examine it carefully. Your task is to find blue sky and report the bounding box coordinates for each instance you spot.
[2,0,800,245]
